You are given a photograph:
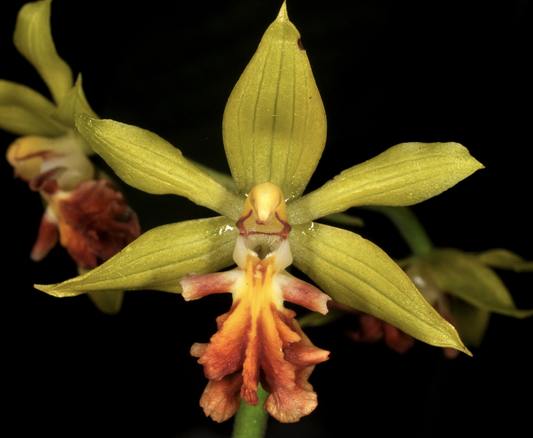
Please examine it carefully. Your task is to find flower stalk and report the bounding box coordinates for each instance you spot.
[232,384,269,438]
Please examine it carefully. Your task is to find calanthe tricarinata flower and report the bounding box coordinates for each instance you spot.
[2,0,140,313]
[36,3,483,423]
[402,247,533,357]
[337,207,533,358]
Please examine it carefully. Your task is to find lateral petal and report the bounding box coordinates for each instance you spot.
[75,115,243,220]
[35,216,237,297]
[287,142,483,224]
[289,222,471,355]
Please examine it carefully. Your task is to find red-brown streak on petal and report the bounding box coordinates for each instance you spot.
[197,300,250,381]
[275,211,292,236]
[278,274,331,315]
[199,373,244,423]
[30,209,59,262]
[181,270,241,301]
[236,208,253,233]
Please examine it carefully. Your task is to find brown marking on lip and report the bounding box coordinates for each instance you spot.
[236,208,253,232]
[275,211,292,235]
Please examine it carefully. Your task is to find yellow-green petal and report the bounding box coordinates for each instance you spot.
[223,2,326,200]
[75,115,243,220]
[0,80,66,136]
[290,222,471,355]
[35,216,238,297]
[423,248,533,318]
[13,0,73,104]
[478,248,533,272]
[287,142,484,224]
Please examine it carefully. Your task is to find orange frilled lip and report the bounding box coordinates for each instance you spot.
[181,252,330,423]
[31,179,141,269]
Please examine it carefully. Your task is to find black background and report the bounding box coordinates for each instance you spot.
[2,1,532,437]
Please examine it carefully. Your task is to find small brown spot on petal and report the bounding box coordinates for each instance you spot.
[297,38,305,51]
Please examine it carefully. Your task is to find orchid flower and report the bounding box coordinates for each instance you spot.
[404,247,533,356]
[338,207,533,358]
[1,0,140,314]
[36,3,483,422]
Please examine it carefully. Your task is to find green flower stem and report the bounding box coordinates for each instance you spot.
[232,384,269,438]
[363,206,434,257]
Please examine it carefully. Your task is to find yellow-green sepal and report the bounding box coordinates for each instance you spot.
[75,115,243,220]
[478,248,533,272]
[287,142,484,224]
[290,222,471,355]
[35,216,238,297]
[423,248,533,318]
[13,0,73,105]
[223,2,326,200]
[0,79,66,136]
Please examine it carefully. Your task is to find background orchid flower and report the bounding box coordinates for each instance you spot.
[390,206,533,354]
[1,0,140,314]
[35,2,484,422]
[1,0,96,153]
[404,245,533,356]
[322,207,533,358]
